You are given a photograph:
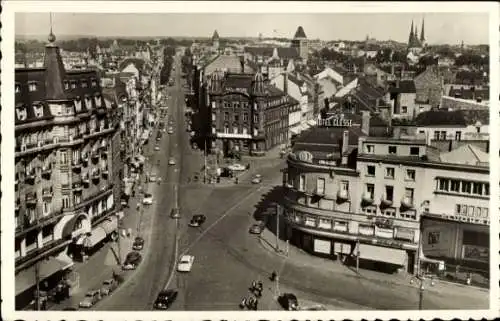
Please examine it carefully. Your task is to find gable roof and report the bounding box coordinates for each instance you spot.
[294,26,307,39]
[118,58,145,72]
[389,80,416,94]
[415,110,466,127]
[439,144,489,166]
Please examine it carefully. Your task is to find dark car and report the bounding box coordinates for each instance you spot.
[156,133,162,141]
[278,293,299,311]
[122,251,142,270]
[249,221,266,234]
[132,236,145,250]
[188,214,207,227]
[153,289,178,310]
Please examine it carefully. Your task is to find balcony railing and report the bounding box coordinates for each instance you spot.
[73,182,83,192]
[41,164,52,178]
[400,197,414,210]
[82,173,90,185]
[337,190,350,202]
[72,160,82,172]
[42,187,53,199]
[25,170,36,184]
[361,192,374,206]
[26,193,37,206]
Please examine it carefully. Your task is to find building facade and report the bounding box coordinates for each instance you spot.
[206,71,297,156]
[14,33,122,308]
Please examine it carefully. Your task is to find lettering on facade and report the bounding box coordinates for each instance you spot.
[317,115,353,127]
[226,87,248,95]
[297,150,313,163]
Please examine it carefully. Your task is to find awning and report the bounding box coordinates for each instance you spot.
[16,257,73,296]
[83,227,107,248]
[290,127,301,135]
[358,244,407,266]
[61,213,88,240]
[307,119,317,127]
[100,216,118,234]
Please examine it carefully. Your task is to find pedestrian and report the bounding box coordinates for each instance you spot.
[239,297,246,309]
[235,177,239,184]
[251,280,257,290]
[254,299,259,310]
[270,271,277,281]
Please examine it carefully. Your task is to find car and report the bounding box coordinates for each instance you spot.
[142,193,153,205]
[251,176,262,184]
[79,290,101,308]
[168,158,176,165]
[188,214,207,227]
[167,128,174,134]
[122,251,142,270]
[154,145,160,151]
[156,134,162,141]
[177,255,195,272]
[153,289,178,310]
[228,163,246,171]
[100,278,118,296]
[278,293,299,311]
[249,221,266,234]
[149,175,157,182]
[132,236,145,250]
[170,208,180,219]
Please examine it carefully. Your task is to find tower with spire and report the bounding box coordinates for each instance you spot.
[407,18,425,54]
[291,26,308,62]
[212,30,220,51]
[420,18,426,47]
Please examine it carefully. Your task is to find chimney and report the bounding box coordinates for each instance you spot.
[341,130,349,165]
[240,56,245,73]
[284,72,288,95]
[361,111,370,135]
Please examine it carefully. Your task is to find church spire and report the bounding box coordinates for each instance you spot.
[408,20,415,45]
[420,18,425,42]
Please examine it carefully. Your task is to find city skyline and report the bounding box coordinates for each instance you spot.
[15,12,490,45]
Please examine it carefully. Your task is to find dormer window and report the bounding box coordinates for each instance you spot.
[28,81,38,92]
[91,79,98,87]
[85,95,92,109]
[15,105,28,121]
[75,96,82,112]
[15,83,21,94]
[64,80,70,90]
[33,103,44,118]
[95,93,102,108]
[81,80,88,88]
[70,81,77,89]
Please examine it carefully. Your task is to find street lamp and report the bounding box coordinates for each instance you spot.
[410,274,435,310]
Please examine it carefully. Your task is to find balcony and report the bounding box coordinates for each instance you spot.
[26,193,37,206]
[91,150,99,163]
[73,182,83,192]
[42,187,53,199]
[92,169,100,182]
[81,153,89,165]
[380,197,393,208]
[25,170,36,184]
[361,192,374,206]
[102,167,109,178]
[82,173,90,185]
[41,164,52,178]
[101,149,109,158]
[400,197,414,210]
[99,140,107,150]
[336,189,349,202]
[72,160,82,172]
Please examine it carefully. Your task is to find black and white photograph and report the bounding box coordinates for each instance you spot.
[1,1,498,320]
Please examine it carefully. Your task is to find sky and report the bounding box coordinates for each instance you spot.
[15,12,490,45]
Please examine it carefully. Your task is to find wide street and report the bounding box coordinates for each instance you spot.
[91,52,487,311]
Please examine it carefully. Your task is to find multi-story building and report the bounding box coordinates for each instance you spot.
[282,113,489,274]
[206,71,298,156]
[14,33,122,309]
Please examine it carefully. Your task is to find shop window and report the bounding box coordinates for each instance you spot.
[427,231,440,245]
[410,147,420,155]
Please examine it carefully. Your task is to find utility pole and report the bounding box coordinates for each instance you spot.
[356,239,360,273]
[204,140,207,184]
[418,282,424,310]
[35,260,40,310]
[276,203,280,252]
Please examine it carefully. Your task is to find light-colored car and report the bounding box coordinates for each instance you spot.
[149,175,157,182]
[228,163,246,171]
[100,279,118,296]
[177,255,195,272]
[251,176,262,184]
[142,193,153,205]
[168,158,176,165]
[154,145,160,151]
[167,127,174,134]
[249,221,266,234]
[170,208,180,219]
[79,290,101,308]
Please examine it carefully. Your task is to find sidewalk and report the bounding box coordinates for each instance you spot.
[258,227,488,298]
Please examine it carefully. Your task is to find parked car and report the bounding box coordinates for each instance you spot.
[153,289,178,310]
[278,293,299,311]
[154,144,160,151]
[249,221,266,234]
[177,255,195,272]
[142,193,153,205]
[132,236,145,250]
[170,208,180,219]
[100,278,118,296]
[79,290,101,308]
[188,214,207,227]
[168,127,174,134]
[149,174,157,182]
[251,175,262,184]
[156,133,162,141]
[228,163,246,171]
[168,158,176,165]
[122,251,142,270]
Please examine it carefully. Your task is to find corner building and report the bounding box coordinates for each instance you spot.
[14,33,122,308]
[282,118,489,274]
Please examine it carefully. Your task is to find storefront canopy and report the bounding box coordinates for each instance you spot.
[15,257,73,296]
[100,216,118,235]
[358,244,407,266]
[83,227,107,248]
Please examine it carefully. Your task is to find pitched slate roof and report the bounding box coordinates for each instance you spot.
[388,80,416,94]
[439,144,489,166]
[212,30,220,40]
[448,86,489,101]
[294,26,307,39]
[118,57,146,72]
[244,47,300,59]
[292,126,363,158]
[415,110,467,127]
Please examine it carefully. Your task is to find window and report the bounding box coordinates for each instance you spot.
[428,231,440,245]
[15,83,21,93]
[383,208,396,217]
[410,147,419,155]
[401,106,408,114]
[472,182,483,195]
[461,181,472,194]
[385,167,395,179]
[316,178,325,195]
[64,81,70,90]
[81,81,88,88]
[74,194,81,205]
[62,196,70,209]
[234,114,239,122]
[243,113,248,122]
[299,174,305,191]
[385,186,394,201]
[91,79,98,87]
[60,151,68,164]
[438,178,449,191]
[340,181,349,193]
[233,127,238,134]
[439,131,446,140]
[43,201,51,215]
[366,165,376,176]
[404,188,414,204]
[433,131,440,141]
[365,144,374,153]
[242,127,248,135]
[224,125,229,134]
[28,82,38,92]
[406,169,416,181]
[388,146,397,154]
[70,81,77,89]
[254,114,259,123]
[366,183,375,198]
[455,131,462,141]
[484,183,490,196]
[450,180,460,192]
[211,112,216,121]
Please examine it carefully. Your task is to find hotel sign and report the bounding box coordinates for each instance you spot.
[226,87,249,95]
[317,115,353,127]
